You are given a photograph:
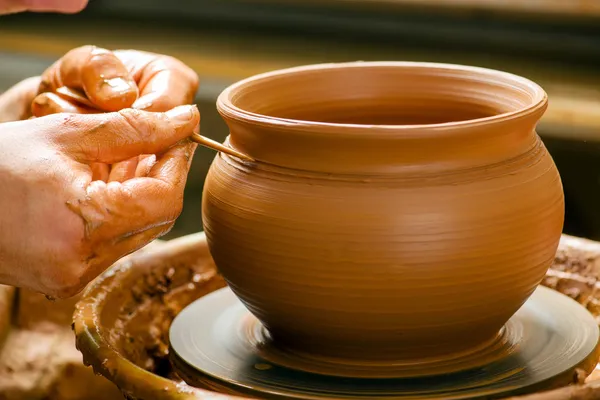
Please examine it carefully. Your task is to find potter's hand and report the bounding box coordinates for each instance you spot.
[0,105,199,298]
[31,45,200,184]
[0,77,41,122]
[33,45,199,115]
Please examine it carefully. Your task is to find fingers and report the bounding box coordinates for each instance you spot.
[91,163,110,182]
[79,224,170,292]
[107,154,157,183]
[50,104,200,164]
[108,157,139,183]
[115,50,199,112]
[31,92,95,117]
[30,91,109,184]
[65,141,196,280]
[82,48,139,111]
[76,140,195,238]
[56,86,96,109]
[39,47,198,115]
[135,154,157,177]
[147,140,196,184]
[32,93,108,181]
[40,45,138,112]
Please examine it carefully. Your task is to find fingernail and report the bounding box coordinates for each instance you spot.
[32,94,49,107]
[104,77,133,94]
[166,105,197,123]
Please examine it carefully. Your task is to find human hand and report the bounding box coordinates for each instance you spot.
[0,44,237,179]
[33,45,199,114]
[0,105,199,298]
[29,45,200,182]
[0,44,198,120]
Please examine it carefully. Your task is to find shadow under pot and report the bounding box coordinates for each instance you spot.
[201,61,564,375]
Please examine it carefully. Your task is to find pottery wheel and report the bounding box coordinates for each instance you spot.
[170,286,600,399]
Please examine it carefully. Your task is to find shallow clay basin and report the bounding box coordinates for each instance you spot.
[74,232,600,400]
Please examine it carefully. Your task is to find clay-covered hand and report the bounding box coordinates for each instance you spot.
[0,105,199,298]
[0,77,41,122]
[33,45,199,115]
[30,45,200,183]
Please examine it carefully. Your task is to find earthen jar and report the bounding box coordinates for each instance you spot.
[202,62,564,365]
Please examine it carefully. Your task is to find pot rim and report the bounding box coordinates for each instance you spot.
[216,61,548,136]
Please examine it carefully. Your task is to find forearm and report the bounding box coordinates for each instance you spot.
[0,77,40,123]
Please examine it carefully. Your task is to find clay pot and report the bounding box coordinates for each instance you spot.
[203,62,564,364]
[73,232,600,400]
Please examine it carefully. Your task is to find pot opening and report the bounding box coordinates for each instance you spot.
[253,100,497,125]
[220,62,546,129]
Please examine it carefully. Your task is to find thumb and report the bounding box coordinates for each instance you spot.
[48,105,199,163]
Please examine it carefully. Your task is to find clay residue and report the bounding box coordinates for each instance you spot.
[101,234,600,380]
[543,235,600,325]
[68,231,600,400]
[104,258,226,380]
[0,328,120,400]
[0,284,122,400]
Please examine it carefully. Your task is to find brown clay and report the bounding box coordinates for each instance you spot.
[202,62,565,366]
[73,233,241,400]
[38,46,139,112]
[73,232,600,400]
[80,47,139,112]
[31,91,95,117]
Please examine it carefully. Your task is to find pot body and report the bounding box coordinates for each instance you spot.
[203,62,564,361]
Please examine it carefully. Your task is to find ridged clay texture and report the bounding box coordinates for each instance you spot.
[202,61,565,365]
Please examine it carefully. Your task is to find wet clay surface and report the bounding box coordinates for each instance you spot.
[74,233,235,400]
[93,246,226,382]
[105,259,226,380]
[203,62,564,366]
[74,233,600,400]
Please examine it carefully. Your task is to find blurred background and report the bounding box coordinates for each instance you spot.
[1,0,600,239]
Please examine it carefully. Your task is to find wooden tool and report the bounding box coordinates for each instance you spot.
[190,133,254,161]
[56,86,254,162]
